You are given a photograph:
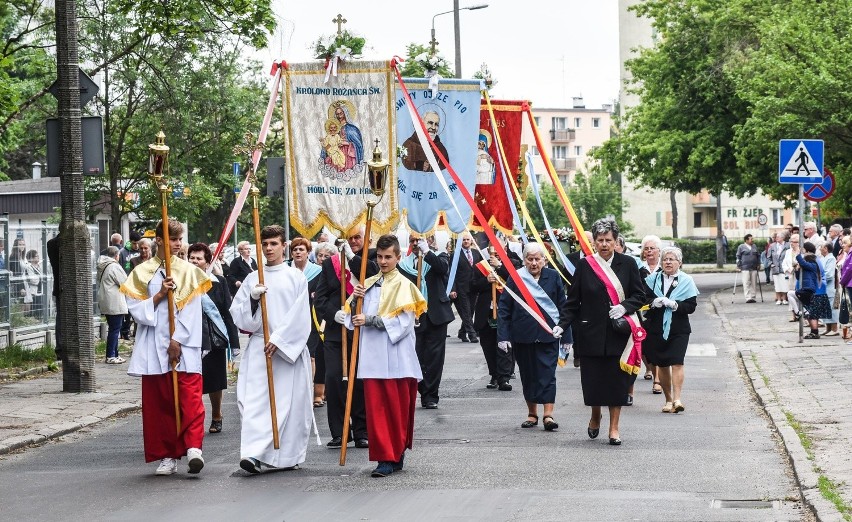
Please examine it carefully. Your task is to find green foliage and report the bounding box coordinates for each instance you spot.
[0,343,57,370]
[312,30,366,59]
[671,237,767,264]
[398,43,453,78]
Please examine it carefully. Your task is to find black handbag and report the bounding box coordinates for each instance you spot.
[611,316,632,334]
[202,312,229,351]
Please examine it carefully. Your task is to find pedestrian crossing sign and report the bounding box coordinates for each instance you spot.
[778,139,824,184]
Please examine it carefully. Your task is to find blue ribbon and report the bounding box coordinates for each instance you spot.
[526,151,575,275]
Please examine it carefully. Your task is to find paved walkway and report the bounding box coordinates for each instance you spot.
[1,280,850,520]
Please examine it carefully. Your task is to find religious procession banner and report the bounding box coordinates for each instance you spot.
[283,60,397,238]
[469,99,525,235]
[394,78,481,234]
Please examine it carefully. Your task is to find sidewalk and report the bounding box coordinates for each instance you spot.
[714,284,852,522]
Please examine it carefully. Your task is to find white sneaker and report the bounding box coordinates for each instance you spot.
[155,458,177,476]
[782,300,788,304]
[775,300,781,305]
[113,356,126,363]
[187,448,204,474]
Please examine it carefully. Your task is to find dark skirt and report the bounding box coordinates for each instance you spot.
[514,341,558,404]
[579,355,632,406]
[806,294,832,320]
[201,349,227,394]
[313,340,325,385]
[644,332,690,367]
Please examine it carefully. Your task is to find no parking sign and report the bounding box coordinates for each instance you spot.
[803,168,835,202]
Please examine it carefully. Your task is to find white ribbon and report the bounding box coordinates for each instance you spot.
[426,70,442,98]
[323,47,352,83]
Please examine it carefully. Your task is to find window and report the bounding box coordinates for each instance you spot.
[551,117,567,130]
[574,117,581,128]
[534,116,541,128]
[772,209,784,226]
[531,145,539,156]
[693,212,702,228]
[656,211,662,227]
[552,146,568,159]
[573,145,582,156]
[592,118,600,128]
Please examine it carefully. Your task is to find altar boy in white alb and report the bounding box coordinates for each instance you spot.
[230,225,313,474]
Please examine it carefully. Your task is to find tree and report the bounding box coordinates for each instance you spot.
[55,0,95,392]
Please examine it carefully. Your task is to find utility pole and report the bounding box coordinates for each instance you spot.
[55,0,95,392]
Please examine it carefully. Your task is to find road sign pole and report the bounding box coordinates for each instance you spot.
[798,184,804,344]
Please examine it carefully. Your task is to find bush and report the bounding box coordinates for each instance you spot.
[671,238,769,264]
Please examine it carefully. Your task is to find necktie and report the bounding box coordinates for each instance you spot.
[466,250,473,266]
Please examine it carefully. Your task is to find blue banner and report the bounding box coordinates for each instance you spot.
[395,79,481,234]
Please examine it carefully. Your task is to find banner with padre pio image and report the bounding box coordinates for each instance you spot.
[469,99,526,235]
[394,78,482,234]
[282,60,397,238]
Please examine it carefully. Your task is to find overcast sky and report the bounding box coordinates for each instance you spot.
[263,1,620,110]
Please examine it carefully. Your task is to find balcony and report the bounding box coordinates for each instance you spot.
[550,129,576,142]
[551,157,577,171]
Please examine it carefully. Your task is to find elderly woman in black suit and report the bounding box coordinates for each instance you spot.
[497,242,569,431]
[566,218,646,445]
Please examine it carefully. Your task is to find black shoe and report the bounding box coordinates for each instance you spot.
[371,461,394,477]
[625,394,633,406]
[609,437,622,446]
[354,438,369,448]
[587,415,602,439]
[423,402,438,409]
[239,458,261,474]
[392,452,405,472]
[468,335,479,343]
[326,436,343,448]
[573,358,581,368]
[486,378,498,389]
[804,332,820,339]
[459,336,470,343]
[498,381,512,391]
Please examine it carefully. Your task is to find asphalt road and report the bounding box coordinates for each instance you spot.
[0,274,807,521]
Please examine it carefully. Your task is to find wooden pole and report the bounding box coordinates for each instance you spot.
[251,189,280,450]
[340,206,374,466]
[340,248,349,381]
[415,250,423,327]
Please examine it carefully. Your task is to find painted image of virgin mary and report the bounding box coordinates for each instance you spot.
[320,100,364,166]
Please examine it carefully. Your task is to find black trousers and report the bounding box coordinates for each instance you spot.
[416,315,449,404]
[323,339,368,439]
[453,290,476,338]
[478,325,514,382]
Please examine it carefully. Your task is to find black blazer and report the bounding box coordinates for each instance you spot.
[228,256,257,296]
[565,252,646,358]
[453,248,476,293]
[208,274,241,350]
[471,249,522,331]
[313,248,378,343]
[642,272,697,336]
[399,251,454,326]
[497,266,569,344]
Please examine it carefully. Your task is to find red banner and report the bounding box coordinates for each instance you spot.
[469,100,524,234]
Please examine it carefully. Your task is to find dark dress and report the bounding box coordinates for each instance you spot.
[497,267,569,404]
[642,271,698,367]
[202,274,240,394]
[566,252,646,406]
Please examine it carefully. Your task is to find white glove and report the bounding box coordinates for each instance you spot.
[608,304,626,319]
[341,241,355,261]
[662,297,678,310]
[417,239,429,254]
[334,310,346,325]
[551,326,564,338]
[250,284,267,300]
[652,297,666,308]
[497,341,511,353]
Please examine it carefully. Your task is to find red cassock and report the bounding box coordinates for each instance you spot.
[141,373,205,463]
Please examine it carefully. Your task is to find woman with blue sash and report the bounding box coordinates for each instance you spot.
[643,247,698,414]
[497,242,569,431]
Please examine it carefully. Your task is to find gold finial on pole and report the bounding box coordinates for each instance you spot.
[332,14,347,36]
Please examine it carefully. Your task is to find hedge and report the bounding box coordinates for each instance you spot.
[669,238,769,265]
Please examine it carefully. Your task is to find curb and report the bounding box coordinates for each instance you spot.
[712,290,843,522]
[0,403,141,457]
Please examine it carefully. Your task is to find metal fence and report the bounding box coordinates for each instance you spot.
[1,217,99,348]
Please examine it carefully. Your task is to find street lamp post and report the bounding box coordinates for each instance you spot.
[431,3,488,78]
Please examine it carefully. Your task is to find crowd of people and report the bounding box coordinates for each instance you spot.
[98,216,710,480]
[747,221,852,341]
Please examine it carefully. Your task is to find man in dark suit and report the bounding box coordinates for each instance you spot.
[227,241,257,297]
[471,237,521,390]
[313,224,377,448]
[452,232,478,342]
[829,224,843,257]
[399,235,453,409]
